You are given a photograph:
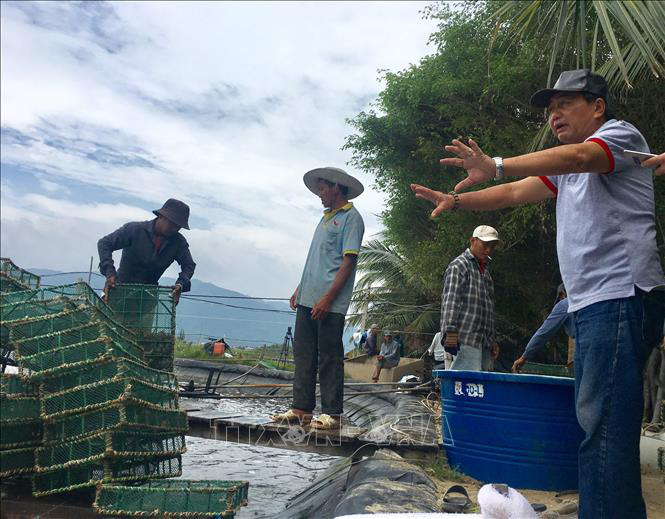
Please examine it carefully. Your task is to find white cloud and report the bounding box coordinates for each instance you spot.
[1,1,437,295]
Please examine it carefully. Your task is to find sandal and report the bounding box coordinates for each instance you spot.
[442,484,471,513]
[270,409,312,424]
[310,414,341,430]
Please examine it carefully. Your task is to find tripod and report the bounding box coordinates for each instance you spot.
[277,326,294,369]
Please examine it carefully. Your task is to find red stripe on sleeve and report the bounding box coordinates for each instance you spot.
[587,137,615,174]
[539,176,558,195]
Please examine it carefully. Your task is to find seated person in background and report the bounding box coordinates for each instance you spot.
[512,284,575,373]
[372,331,400,382]
[427,331,456,370]
[361,324,380,356]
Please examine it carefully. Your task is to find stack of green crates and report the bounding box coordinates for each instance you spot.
[107,284,176,372]
[0,280,189,497]
[0,373,41,478]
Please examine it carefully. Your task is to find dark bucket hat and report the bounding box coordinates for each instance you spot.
[153,198,190,230]
[530,69,608,108]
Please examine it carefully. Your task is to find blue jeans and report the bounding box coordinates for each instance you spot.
[574,293,649,519]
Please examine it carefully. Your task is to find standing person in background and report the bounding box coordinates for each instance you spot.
[272,167,365,430]
[372,331,401,382]
[440,225,501,371]
[394,331,405,357]
[410,69,665,519]
[98,198,195,306]
[512,284,575,373]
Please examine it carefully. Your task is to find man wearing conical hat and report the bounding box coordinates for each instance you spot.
[272,167,365,430]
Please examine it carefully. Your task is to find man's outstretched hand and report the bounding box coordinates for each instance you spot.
[641,153,665,176]
[440,138,496,192]
[410,184,454,218]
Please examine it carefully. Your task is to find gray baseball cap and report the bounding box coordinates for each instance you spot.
[530,69,608,108]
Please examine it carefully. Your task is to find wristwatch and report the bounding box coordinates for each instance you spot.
[493,157,504,181]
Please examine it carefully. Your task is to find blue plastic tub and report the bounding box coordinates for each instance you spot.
[434,370,584,491]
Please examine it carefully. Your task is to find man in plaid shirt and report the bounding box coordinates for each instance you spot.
[441,225,500,371]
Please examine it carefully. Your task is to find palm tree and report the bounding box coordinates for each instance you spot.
[492,1,665,92]
[348,239,439,352]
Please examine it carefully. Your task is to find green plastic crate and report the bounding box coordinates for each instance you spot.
[36,430,186,471]
[1,394,41,423]
[0,446,36,478]
[0,420,42,448]
[41,377,178,419]
[33,454,182,497]
[93,479,249,517]
[42,356,177,394]
[44,403,188,443]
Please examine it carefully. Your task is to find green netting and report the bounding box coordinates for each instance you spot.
[32,454,183,497]
[0,446,36,478]
[36,431,186,471]
[44,403,188,442]
[17,338,144,378]
[0,420,42,448]
[521,361,573,378]
[42,356,177,394]
[93,479,249,517]
[145,353,175,373]
[108,284,175,335]
[0,282,112,321]
[0,273,31,294]
[42,377,178,419]
[6,305,137,344]
[1,298,81,347]
[0,258,40,290]
[1,373,38,396]
[1,394,41,423]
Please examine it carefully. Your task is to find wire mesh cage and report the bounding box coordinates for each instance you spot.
[0,446,36,478]
[36,431,186,472]
[33,454,183,497]
[0,420,43,449]
[1,372,38,396]
[93,479,250,517]
[107,284,175,335]
[44,403,188,443]
[41,377,179,420]
[0,282,113,322]
[0,258,40,291]
[1,394,41,423]
[42,356,177,394]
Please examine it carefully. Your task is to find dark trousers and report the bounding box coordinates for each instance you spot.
[292,305,345,415]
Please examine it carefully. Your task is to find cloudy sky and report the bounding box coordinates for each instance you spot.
[1,1,438,297]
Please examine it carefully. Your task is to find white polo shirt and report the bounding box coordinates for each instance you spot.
[539,119,664,312]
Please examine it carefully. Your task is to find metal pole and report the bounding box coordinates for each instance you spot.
[88,256,93,285]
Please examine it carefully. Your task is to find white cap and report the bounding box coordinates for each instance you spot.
[472,225,500,242]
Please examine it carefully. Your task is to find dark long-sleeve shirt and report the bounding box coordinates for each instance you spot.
[97,219,196,292]
[523,298,575,360]
[440,248,495,349]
